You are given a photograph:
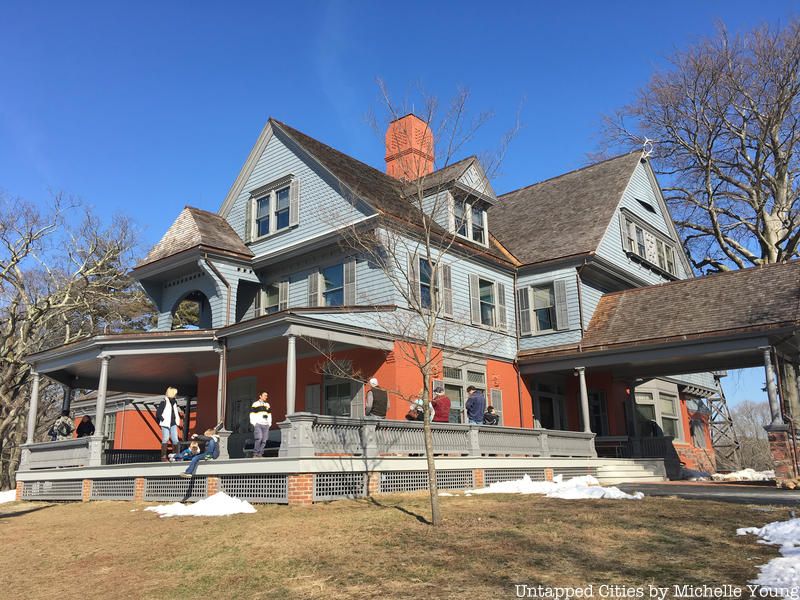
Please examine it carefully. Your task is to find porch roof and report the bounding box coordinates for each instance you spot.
[520,261,800,378]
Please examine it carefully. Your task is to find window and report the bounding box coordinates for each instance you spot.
[532,285,555,332]
[623,213,680,276]
[634,388,682,440]
[419,258,433,310]
[690,417,707,448]
[441,361,487,424]
[322,264,344,307]
[659,393,679,439]
[478,278,495,327]
[323,379,353,417]
[656,240,676,275]
[588,391,609,436]
[451,198,488,246]
[534,378,567,430]
[247,177,299,242]
[254,282,287,315]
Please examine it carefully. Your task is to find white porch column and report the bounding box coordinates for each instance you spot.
[216,344,227,426]
[286,334,297,415]
[763,346,783,427]
[25,369,41,444]
[94,356,111,435]
[576,367,591,434]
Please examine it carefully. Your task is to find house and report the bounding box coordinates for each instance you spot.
[17,114,800,503]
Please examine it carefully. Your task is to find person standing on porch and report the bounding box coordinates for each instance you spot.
[249,391,272,458]
[365,378,389,419]
[465,386,485,425]
[76,415,95,437]
[156,386,181,462]
[431,387,451,423]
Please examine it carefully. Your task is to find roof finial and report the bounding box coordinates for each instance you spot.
[641,138,654,160]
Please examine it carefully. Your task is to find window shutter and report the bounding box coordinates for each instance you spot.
[344,259,357,305]
[308,271,320,307]
[289,178,300,227]
[278,281,289,311]
[446,192,455,232]
[440,263,453,317]
[244,197,254,243]
[490,389,503,425]
[496,282,507,330]
[554,279,569,330]
[408,253,420,307]
[254,287,263,316]
[516,287,531,336]
[469,274,481,325]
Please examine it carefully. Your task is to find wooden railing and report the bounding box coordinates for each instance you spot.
[278,413,596,459]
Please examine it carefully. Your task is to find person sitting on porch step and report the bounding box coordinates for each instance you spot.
[170,441,200,462]
[76,415,95,438]
[50,410,75,441]
[483,405,499,426]
[249,391,272,457]
[180,429,220,478]
[156,386,181,462]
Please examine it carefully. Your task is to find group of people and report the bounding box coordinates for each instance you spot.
[48,412,94,441]
[157,386,220,478]
[404,385,500,425]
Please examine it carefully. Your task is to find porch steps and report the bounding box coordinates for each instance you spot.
[594,460,667,485]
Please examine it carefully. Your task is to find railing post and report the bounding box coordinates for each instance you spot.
[278,412,316,458]
[539,430,551,457]
[468,424,481,456]
[362,418,378,458]
[87,436,105,467]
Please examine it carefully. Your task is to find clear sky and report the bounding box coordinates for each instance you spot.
[1,1,796,405]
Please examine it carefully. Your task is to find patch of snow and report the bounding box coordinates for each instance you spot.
[144,492,257,518]
[713,468,775,481]
[738,517,800,590]
[0,489,16,504]
[465,474,643,500]
[438,492,455,497]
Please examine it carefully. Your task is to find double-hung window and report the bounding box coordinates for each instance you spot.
[478,278,495,327]
[468,274,507,330]
[322,264,344,307]
[622,212,680,277]
[656,239,676,275]
[517,281,568,336]
[419,258,433,310]
[627,221,646,257]
[451,198,488,246]
[309,259,357,307]
[659,393,680,438]
[532,285,556,332]
[634,388,682,440]
[409,255,452,316]
[247,176,299,242]
[254,282,288,316]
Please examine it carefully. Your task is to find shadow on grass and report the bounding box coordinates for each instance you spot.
[0,504,55,519]
[353,495,432,525]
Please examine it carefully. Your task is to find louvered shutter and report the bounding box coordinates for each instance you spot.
[517,287,532,336]
[244,197,254,243]
[278,281,289,311]
[308,272,320,307]
[490,389,503,425]
[496,282,507,330]
[440,263,453,317]
[554,279,569,330]
[408,253,420,307]
[344,259,357,305]
[289,178,300,227]
[469,274,481,325]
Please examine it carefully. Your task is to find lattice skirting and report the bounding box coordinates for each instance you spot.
[314,472,367,501]
[484,468,546,485]
[220,475,288,504]
[90,478,137,500]
[22,480,83,501]
[380,470,475,493]
[144,477,207,502]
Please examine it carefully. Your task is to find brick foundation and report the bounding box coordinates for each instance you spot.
[134,477,146,502]
[287,473,314,506]
[544,468,554,482]
[82,479,92,502]
[767,427,797,480]
[366,472,380,497]
[675,445,716,473]
[473,468,485,489]
[15,481,23,502]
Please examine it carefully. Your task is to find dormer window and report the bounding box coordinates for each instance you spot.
[621,211,679,277]
[245,175,300,243]
[451,198,488,246]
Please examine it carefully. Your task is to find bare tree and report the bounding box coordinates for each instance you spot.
[730,400,773,471]
[604,20,800,272]
[0,193,153,488]
[316,85,518,526]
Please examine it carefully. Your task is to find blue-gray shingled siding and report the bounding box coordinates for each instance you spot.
[595,161,688,286]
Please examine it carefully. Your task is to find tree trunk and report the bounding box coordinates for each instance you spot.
[422,388,441,526]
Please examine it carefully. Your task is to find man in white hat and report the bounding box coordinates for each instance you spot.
[365,377,389,419]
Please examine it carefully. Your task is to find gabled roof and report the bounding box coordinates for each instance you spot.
[137,206,253,268]
[490,152,643,266]
[581,260,800,350]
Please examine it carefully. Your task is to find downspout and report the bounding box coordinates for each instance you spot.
[575,265,586,338]
[199,256,231,327]
[513,269,526,428]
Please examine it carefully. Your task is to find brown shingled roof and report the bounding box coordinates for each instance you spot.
[491,152,642,265]
[138,206,253,267]
[581,261,800,350]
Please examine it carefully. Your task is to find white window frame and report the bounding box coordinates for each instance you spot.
[530,284,556,334]
[532,377,568,430]
[634,389,684,441]
[255,281,288,316]
[441,361,487,424]
[450,197,489,247]
[247,175,299,242]
[478,277,496,327]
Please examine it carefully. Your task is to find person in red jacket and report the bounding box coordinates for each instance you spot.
[431,387,451,423]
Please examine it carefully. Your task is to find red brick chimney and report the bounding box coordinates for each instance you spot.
[385,114,435,180]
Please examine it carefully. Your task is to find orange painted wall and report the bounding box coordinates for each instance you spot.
[112,408,197,449]
[486,359,533,428]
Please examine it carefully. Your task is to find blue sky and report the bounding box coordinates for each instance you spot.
[1,0,796,404]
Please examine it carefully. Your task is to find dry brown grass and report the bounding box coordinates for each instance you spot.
[0,493,787,599]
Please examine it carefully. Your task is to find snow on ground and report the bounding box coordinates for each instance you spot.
[738,517,800,590]
[464,474,644,500]
[713,468,775,482]
[144,492,257,518]
[0,489,16,504]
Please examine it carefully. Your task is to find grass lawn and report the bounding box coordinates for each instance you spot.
[0,492,788,599]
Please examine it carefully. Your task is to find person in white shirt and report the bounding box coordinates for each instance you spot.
[156,386,181,462]
[249,391,272,457]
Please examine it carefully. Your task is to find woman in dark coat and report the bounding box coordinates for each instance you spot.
[76,415,95,437]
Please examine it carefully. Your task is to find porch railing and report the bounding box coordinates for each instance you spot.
[278,413,596,459]
[20,436,105,470]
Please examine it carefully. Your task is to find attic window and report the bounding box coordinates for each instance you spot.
[451,198,488,247]
[636,198,657,214]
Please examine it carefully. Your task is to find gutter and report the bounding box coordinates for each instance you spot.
[199,256,232,327]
